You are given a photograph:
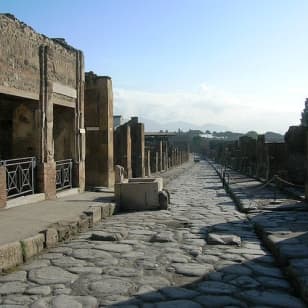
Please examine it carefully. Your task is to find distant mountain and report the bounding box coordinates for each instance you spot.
[265,131,284,143]
[140,117,228,133]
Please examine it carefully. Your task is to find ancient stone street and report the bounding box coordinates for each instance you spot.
[0,161,305,307]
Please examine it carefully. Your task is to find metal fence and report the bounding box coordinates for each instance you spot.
[0,157,36,199]
[55,159,73,191]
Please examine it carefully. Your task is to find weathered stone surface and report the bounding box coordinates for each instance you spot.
[197,281,237,295]
[84,206,102,225]
[89,277,133,295]
[173,263,214,276]
[0,241,23,271]
[238,290,305,307]
[160,287,199,299]
[155,300,202,308]
[72,248,113,260]
[67,267,102,274]
[195,295,244,307]
[207,233,241,246]
[95,243,133,253]
[0,271,27,282]
[28,266,78,284]
[150,232,175,243]
[25,286,51,295]
[41,228,59,249]
[91,230,126,241]
[0,282,27,295]
[52,295,98,308]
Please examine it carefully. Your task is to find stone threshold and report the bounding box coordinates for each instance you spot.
[0,202,116,273]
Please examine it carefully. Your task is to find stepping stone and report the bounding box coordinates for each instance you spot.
[207,233,241,246]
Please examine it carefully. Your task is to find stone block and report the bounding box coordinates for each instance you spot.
[40,228,59,248]
[115,177,163,211]
[109,203,116,216]
[0,241,23,271]
[84,206,102,226]
[78,214,90,232]
[55,224,71,242]
[21,234,45,261]
[101,204,111,218]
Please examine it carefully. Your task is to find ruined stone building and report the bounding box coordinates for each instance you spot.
[0,14,191,208]
[145,132,190,175]
[0,14,85,207]
[114,117,145,179]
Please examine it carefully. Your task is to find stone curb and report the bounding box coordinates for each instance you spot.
[211,162,308,305]
[0,202,116,272]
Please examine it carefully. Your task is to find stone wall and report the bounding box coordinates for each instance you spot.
[0,14,77,99]
[0,14,85,201]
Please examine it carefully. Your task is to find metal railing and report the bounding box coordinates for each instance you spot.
[55,159,73,191]
[0,157,36,199]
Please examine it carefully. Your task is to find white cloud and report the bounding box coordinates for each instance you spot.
[114,83,305,134]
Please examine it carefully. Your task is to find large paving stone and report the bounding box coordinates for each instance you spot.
[155,300,202,308]
[238,290,305,307]
[0,281,27,295]
[72,248,113,260]
[197,281,237,295]
[52,295,98,308]
[160,287,200,299]
[207,233,241,246]
[95,243,133,253]
[28,266,78,284]
[51,256,87,268]
[89,277,133,295]
[173,263,214,276]
[0,271,27,282]
[195,295,245,307]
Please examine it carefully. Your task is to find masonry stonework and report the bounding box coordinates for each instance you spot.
[85,73,114,188]
[0,14,85,203]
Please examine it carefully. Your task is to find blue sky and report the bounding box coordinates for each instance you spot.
[1,0,308,133]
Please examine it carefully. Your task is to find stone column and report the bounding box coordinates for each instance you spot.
[0,166,7,208]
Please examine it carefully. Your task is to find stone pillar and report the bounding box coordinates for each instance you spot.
[37,162,56,200]
[114,124,132,178]
[74,50,86,192]
[0,166,7,208]
[162,141,168,171]
[37,45,56,199]
[145,150,151,177]
[159,141,163,171]
[131,123,145,178]
[155,152,159,173]
[85,74,114,187]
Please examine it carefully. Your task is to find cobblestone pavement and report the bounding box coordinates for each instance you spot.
[0,161,306,307]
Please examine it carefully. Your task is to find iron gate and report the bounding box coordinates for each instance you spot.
[55,159,73,191]
[0,157,36,199]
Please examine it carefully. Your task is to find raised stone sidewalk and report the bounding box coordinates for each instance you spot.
[211,161,308,304]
